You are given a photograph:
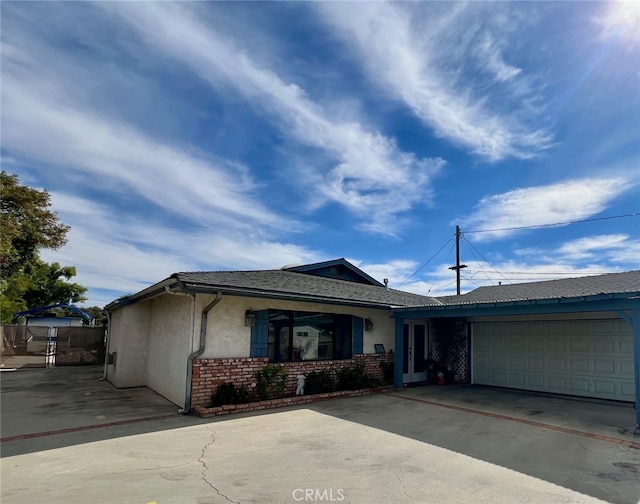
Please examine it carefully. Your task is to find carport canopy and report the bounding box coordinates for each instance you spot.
[11,303,95,324]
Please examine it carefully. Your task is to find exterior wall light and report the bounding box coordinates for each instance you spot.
[365,318,373,332]
[244,309,256,327]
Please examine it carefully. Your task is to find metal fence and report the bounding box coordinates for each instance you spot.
[1,324,105,370]
[55,326,106,366]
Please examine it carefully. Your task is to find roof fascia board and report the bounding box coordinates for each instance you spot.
[392,296,640,319]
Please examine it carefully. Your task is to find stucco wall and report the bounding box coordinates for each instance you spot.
[107,301,151,388]
[146,294,193,407]
[194,294,395,358]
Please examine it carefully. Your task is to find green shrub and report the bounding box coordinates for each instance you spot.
[304,369,337,395]
[255,364,288,400]
[236,384,251,404]
[211,382,251,407]
[337,361,380,390]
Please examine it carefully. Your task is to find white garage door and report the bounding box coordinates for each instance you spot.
[472,319,635,402]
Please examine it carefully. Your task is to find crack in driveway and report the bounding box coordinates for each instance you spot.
[199,427,240,504]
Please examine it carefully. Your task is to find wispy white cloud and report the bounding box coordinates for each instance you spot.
[41,192,321,306]
[476,33,522,82]
[349,259,419,286]
[315,2,553,162]
[462,178,631,241]
[517,233,640,267]
[555,234,629,260]
[101,2,444,233]
[1,37,290,232]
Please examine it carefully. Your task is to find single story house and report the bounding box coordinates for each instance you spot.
[105,261,640,431]
[104,259,438,412]
[392,270,640,431]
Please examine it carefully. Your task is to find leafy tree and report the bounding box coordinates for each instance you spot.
[78,306,107,326]
[22,262,87,308]
[1,172,69,277]
[0,172,87,322]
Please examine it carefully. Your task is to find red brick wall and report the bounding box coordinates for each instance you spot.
[191,354,393,407]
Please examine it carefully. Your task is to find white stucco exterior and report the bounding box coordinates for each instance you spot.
[107,294,193,406]
[107,301,151,388]
[145,293,193,407]
[194,294,396,358]
[108,291,397,407]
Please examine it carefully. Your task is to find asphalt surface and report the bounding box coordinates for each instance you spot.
[1,367,639,504]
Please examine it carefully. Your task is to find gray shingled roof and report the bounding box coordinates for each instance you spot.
[437,270,640,306]
[175,270,439,308]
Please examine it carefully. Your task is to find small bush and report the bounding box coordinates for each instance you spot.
[211,382,251,407]
[304,369,337,395]
[337,361,380,390]
[236,384,251,403]
[255,364,288,400]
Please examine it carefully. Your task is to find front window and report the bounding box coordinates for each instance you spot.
[267,310,352,362]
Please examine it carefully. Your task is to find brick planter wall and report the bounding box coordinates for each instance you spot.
[193,386,393,418]
[191,353,394,408]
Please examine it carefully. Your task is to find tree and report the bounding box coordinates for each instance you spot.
[22,262,87,308]
[78,306,107,326]
[1,172,69,277]
[0,172,87,323]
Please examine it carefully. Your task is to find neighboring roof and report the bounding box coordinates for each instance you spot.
[435,270,640,306]
[282,258,384,287]
[174,269,437,308]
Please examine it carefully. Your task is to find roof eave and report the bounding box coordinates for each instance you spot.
[392,291,640,317]
[181,282,398,309]
[104,277,181,311]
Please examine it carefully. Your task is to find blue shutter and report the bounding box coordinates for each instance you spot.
[250,310,269,358]
[353,316,364,355]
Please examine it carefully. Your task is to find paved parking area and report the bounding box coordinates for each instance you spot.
[1,367,179,440]
[1,369,639,504]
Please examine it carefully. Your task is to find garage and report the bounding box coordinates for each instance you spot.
[472,318,635,402]
[391,269,640,433]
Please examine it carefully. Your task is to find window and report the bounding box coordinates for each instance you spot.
[267,310,353,362]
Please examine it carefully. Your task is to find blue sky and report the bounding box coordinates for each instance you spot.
[2,1,639,307]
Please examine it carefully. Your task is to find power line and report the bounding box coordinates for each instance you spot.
[462,235,512,285]
[426,241,457,295]
[464,270,617,276]
[462,238,496,286]
[395,237,454,288]
[464,212,640,234]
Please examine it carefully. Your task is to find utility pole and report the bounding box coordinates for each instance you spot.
[448,225,467,295]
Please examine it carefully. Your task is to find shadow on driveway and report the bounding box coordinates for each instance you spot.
[2,371,639,503]
[1,366,186,453]
[304,387,640,504]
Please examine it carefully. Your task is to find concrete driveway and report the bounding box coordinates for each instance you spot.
[1,366,180,441]
[1,369,639,504]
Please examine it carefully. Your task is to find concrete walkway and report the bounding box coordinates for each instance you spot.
[1,370,639,504]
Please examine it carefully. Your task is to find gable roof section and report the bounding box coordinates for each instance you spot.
[438,270,640,306]
[281,258,384,286]
[174,269,436,308]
